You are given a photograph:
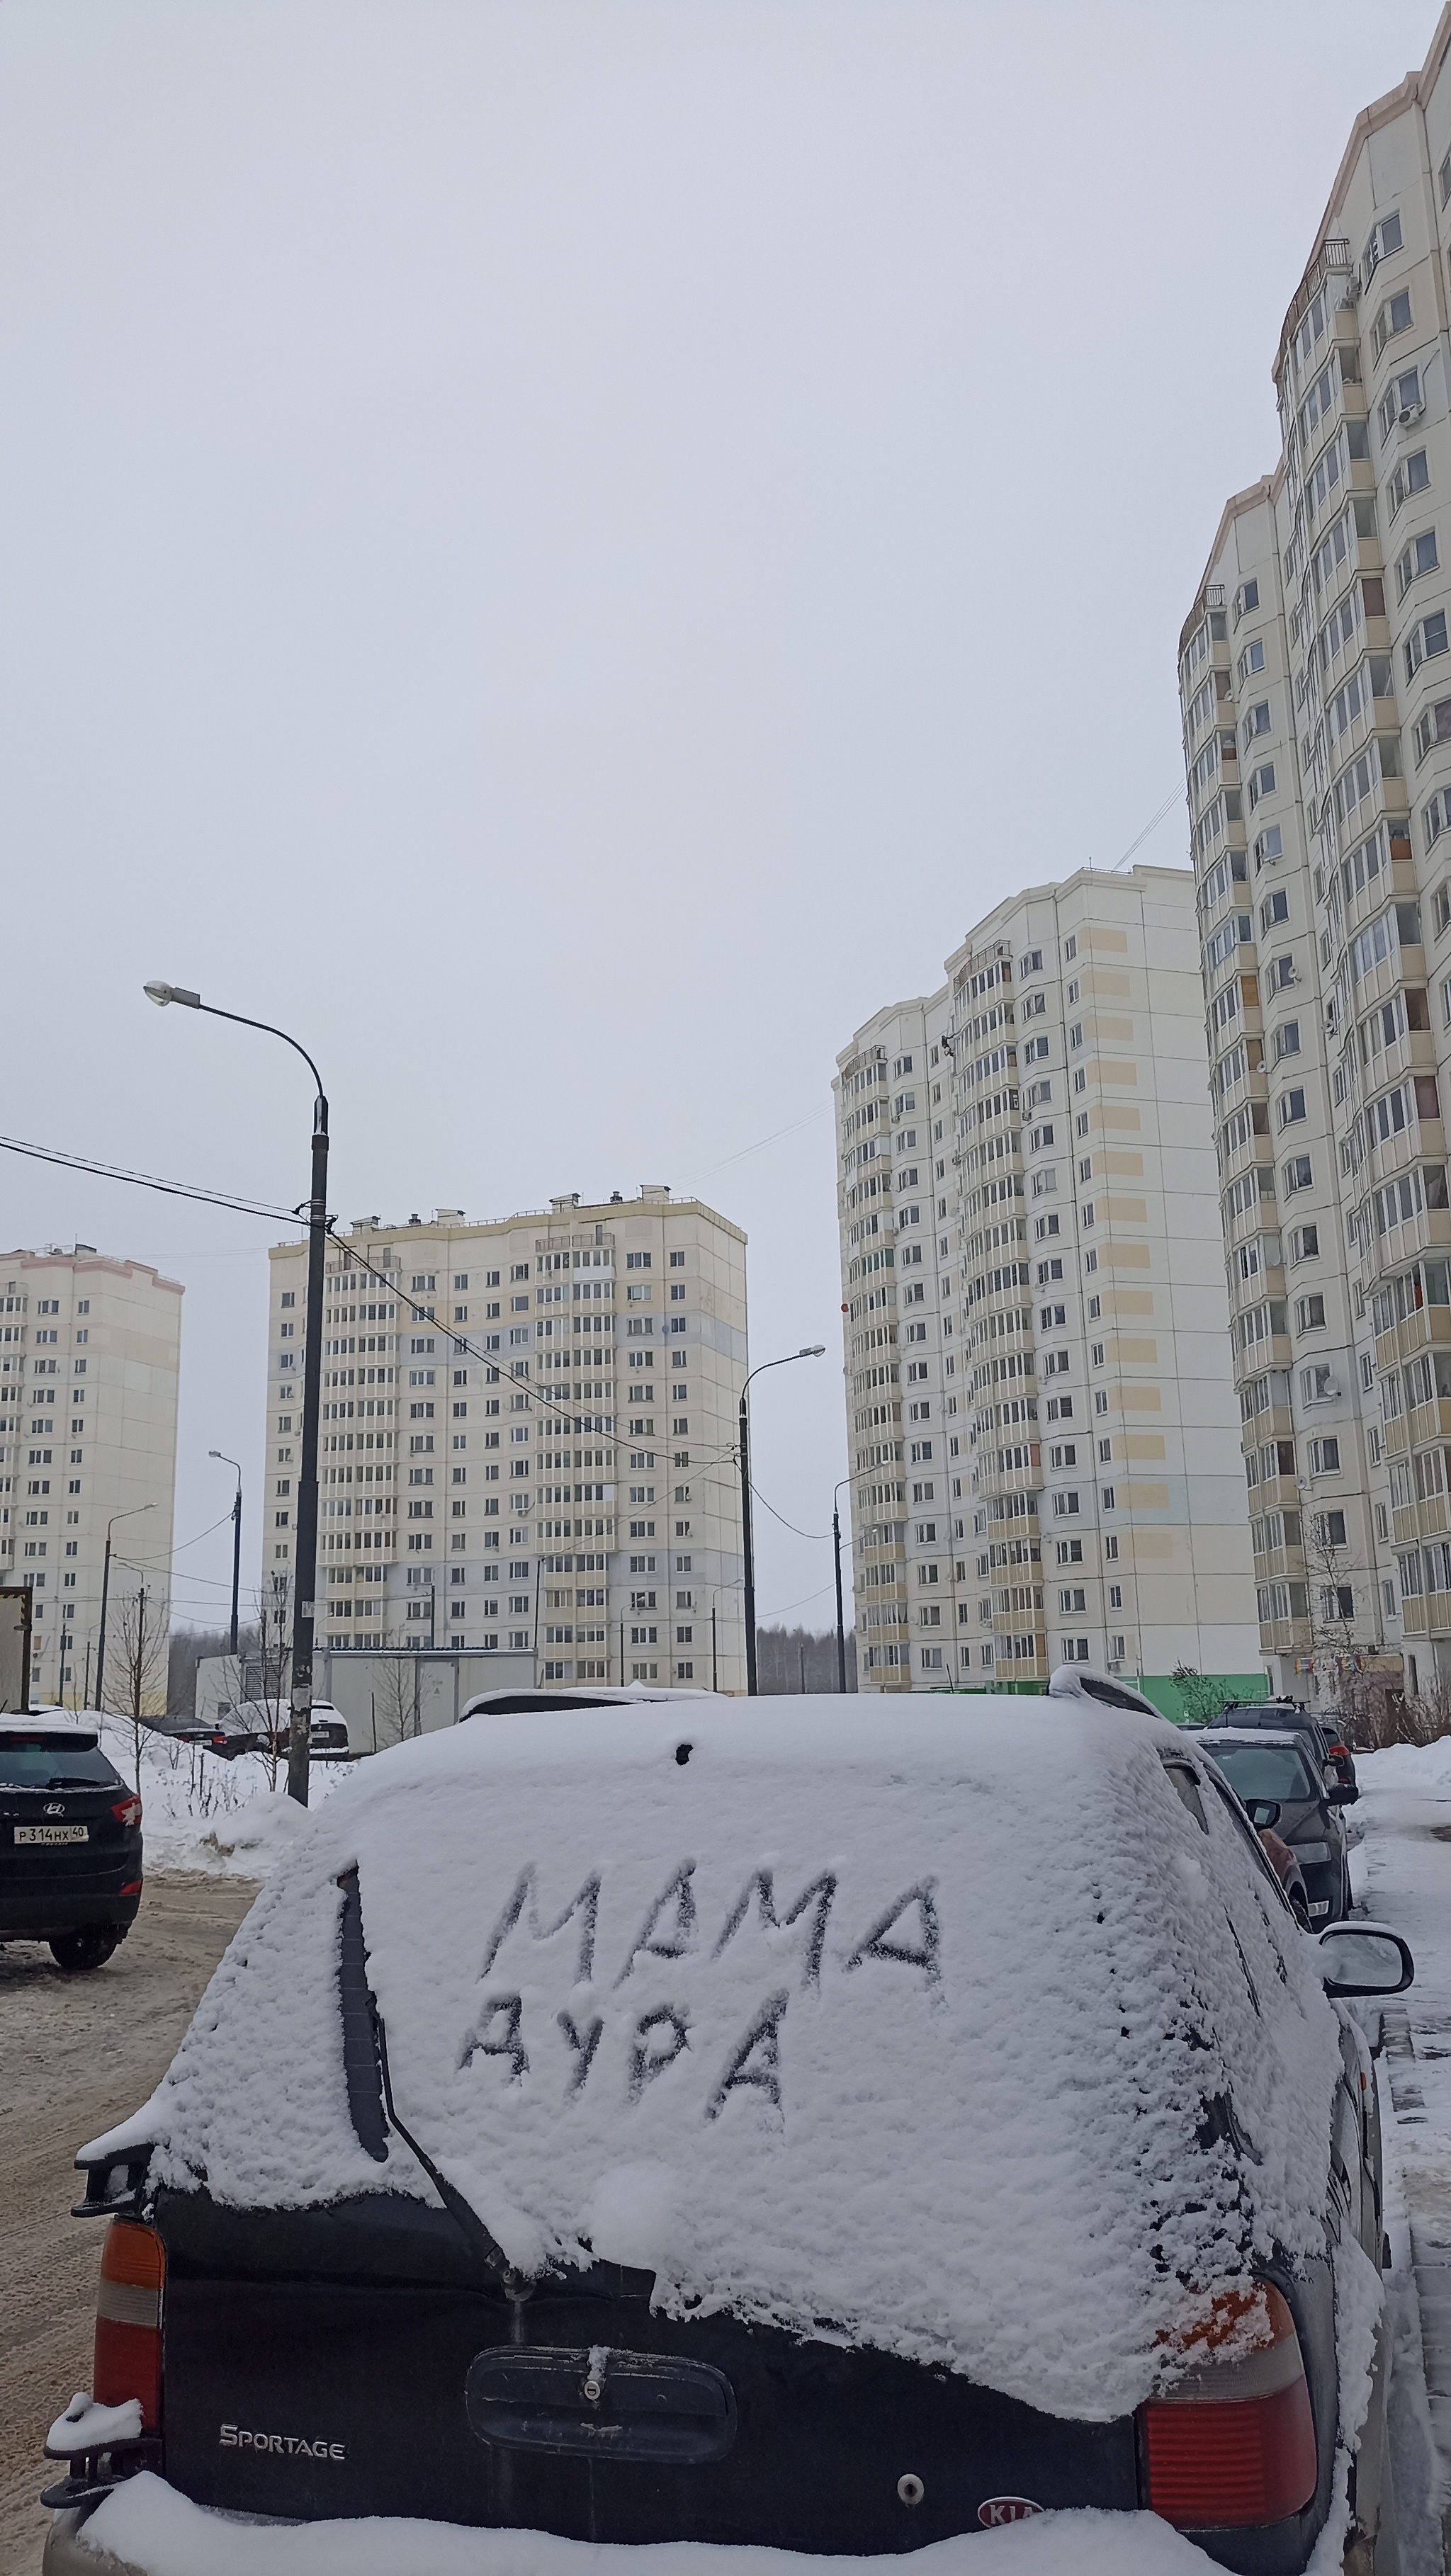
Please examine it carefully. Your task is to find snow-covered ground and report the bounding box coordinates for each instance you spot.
[101,1719,358,1878]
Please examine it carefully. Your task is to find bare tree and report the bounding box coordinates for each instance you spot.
[252,1574,293,1790]
[114,1588,168,1797]
[370,1652,419,1752]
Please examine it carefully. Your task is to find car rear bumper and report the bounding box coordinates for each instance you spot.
[0,1883,141,1940]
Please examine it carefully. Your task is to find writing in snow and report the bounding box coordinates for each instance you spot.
[444,1860,944,2116]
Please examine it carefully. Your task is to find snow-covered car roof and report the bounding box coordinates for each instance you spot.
[1,1710,98,1740]
[94,1695,1344,2422]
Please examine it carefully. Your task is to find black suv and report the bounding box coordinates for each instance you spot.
[0,1718,142,1971]
[1204,1701,1358,1796]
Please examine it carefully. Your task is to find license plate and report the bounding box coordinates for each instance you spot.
[14,1823,89,1845]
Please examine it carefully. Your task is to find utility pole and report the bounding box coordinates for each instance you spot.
[738,1347,825,1698]
[210,1453,243,1656]
[145,982,327,1806]
[711,1598,718,1693]
[96,1502,154,1713]
[832,1478,849,1694]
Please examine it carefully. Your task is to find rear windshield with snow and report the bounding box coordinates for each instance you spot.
[123,1699,1343,2424]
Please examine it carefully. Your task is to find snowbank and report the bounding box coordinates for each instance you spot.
[79,2475,1218,2576]
[90,1698,1343,2424]
[96,1720,356,1877]
[1354,1736,1451,1798]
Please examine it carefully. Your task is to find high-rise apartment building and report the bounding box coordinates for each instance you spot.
[835,866,1261,1705]
[264,1188,747,1692]
[1181,12,1451,1701]
[0,1246,182,1708]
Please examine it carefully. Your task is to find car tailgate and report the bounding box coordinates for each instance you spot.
[157,2189,1139,2546]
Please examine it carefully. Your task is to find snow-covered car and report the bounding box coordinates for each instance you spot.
[0,1714,143,1972]
[1200,1729,1355,1925]
[39,1696,1412,2572]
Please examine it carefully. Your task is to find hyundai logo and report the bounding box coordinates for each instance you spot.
[43,1802,66,1817]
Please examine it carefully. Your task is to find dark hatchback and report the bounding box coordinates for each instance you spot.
[0,1718,142,1971]
[1201,1729,1353,1925]
[40,1701,1408,2573]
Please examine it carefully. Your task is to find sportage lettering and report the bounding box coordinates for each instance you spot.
[220,2423,346,2461]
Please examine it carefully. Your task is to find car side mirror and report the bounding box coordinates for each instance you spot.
[1323,1779,1357,1806]
[1317,1923,1413,1997]
[1246,1798,1282,1829]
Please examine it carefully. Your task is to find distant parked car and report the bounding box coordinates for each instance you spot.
[1202,1700,1358,1797]
[1200,1728,1355,1924]
[0,1715,142,1972]
[40,1693,1411,2572]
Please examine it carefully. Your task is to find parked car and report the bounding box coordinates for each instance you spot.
[1199,1727,1355,1924]
[39,1695,1409,2573]
[0,1715,142,1972]
[1203,1699,1359,1797]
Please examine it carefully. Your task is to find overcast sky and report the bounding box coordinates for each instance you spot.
[0,0,1439,1644]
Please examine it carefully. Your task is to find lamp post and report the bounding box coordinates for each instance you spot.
[146,980,328,1806]
[832,1475,852,1695]
[96,1502,154,1713]
[738,1347,825,1697]
[209,1451,243,1656]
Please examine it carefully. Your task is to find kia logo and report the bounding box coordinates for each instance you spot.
[978,2499,1043,2527]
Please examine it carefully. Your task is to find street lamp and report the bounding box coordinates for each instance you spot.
[738,1347,825,1697]
[147,978,328,1806]
[209,1452,243,1656]
[96,1503,154,1715]
[832,1475,852,1695]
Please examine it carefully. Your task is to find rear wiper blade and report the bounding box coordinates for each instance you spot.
[337,1867,521,2292]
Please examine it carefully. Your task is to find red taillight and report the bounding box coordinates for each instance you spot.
[111,1797,142,1829]
[1142,2284,1316,2529]
[94,2219,164,2431]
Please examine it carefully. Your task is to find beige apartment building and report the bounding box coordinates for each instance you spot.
[264,1188,747,1692]
[835,867,1261,1706]
[0,1245,182,1708]
[1180,10,1451,1700]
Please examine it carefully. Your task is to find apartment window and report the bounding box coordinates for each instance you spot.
[1397,530,1439,597]
[1300,1363,1335,1404]
[1290,1224,1319,1260]
[1365,210,1404,273]
[1238,638,1265,681]
[1297,1294,1326,1331]
[1235,579,1260,619]
[1063,935,1076,960]
[1285,1155,1313,1193]
[1309,1436,1340,1473]
[1275,1019,1301,1059]
[1371,289,1413,360]
[1406,611,1450,682]
[1056,1539,1083,1566]
[1243,701,1271,747]
[1277,1089,1306,1127]
[1390,450,1431,523]
[1261,889,1288,929]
